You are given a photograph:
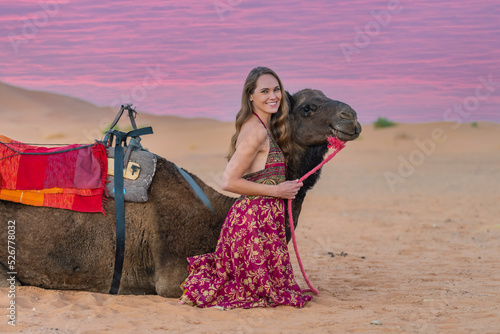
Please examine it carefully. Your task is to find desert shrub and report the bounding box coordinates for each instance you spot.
[470,122,478,128]
[101,123,146,134]
[374,117,397,129]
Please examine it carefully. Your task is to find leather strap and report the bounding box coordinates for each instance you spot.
[105,108,153,294]
[175,165,214,212]
[109,131,126,294]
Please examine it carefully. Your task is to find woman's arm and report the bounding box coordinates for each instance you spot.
[221,121,302,199]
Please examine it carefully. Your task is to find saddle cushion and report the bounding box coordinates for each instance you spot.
[105,147,157,202]
[0,135,107,213]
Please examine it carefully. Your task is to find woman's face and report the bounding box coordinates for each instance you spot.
[249,74,281,115]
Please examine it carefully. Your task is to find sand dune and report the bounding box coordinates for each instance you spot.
[0,82,499,333]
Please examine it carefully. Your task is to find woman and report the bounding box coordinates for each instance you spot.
[180,67,313,308]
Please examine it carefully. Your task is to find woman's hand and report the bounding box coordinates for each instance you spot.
[274,180,303,199]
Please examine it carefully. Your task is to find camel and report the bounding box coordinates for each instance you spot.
[0,89,361,297]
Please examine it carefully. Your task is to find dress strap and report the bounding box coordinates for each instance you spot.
[252,112,269,132]
[252,112,280,149]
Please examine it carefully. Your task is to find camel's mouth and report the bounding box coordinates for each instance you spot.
[330,124,361,141]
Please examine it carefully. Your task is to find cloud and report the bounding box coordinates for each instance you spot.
[0,0,498,122]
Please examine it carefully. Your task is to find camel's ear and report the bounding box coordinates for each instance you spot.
[286,91,295,113]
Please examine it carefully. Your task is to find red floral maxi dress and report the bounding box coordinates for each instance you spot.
[180,113,313,309]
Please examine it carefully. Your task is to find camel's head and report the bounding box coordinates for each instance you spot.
[287,89,361,145]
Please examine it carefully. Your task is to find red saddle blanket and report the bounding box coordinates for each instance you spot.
[0,135,107,213]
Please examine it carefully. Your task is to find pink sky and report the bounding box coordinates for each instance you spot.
[0,0,499,123]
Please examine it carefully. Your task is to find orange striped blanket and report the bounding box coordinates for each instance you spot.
[0,135,107,213]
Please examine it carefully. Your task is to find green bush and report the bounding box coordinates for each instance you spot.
[373,117,397,129]
[101,123,144,134]
[470,122,478,128]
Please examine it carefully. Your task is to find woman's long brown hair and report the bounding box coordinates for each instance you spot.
[227,67,293,164]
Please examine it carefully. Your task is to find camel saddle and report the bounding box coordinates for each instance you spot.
[105,147,157,203]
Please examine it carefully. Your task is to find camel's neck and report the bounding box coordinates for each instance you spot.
[284,144,329,242]
[287,144,329,196]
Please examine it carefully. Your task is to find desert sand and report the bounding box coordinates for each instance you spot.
[0,82,499,333]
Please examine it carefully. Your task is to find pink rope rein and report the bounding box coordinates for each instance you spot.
[287,136,346,295]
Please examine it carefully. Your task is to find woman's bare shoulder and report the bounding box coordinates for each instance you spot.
[237,119,268,149]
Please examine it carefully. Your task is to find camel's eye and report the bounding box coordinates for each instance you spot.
[302,104,317,116]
